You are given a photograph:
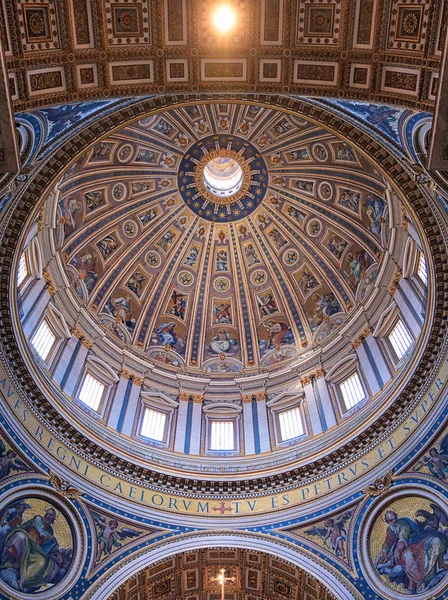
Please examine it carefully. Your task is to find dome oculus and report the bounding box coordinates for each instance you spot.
[203,157,244,197]
[178,134,268,222]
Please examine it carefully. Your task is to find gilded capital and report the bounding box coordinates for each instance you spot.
[300,374,312,386]
[120,370,133,380]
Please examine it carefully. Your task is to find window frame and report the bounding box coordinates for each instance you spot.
[30,318,59,365]
[135,392,177,448]
[277,405,305,443]
[416,250,428,288]
[203,405,241,455]
[75,356,119,417]
[268,395,307,448]
[77,372,106,412]
[385,317,414,366]
[17,250,30,288]
[139,405,170,444]
[339,370,367,412]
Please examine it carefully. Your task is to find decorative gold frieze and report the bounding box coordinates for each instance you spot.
[133,376,144,387]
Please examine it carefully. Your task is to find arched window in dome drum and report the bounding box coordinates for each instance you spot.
[340,372,366,410]
[17,251,28,287]
[78,373,105,412]
[210,421,235,451]
[388,319,413,361]
[417,252,428,286]
[140,407,167,442]
[278,407,304,442]
[30,319,56,362]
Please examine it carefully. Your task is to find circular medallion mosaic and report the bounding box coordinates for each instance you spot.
[178,135,268,223]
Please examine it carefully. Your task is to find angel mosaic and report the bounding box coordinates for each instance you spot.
[289,148,309,161]
[296,269,320,296]
[85,190,105,213]
[216,249,228,272]
[256,292,279,318]
[132,182,152,194]
[214,301,232,325]
[0,439,28,480]
[334,143,356,162]
[154,118,174,137]
[345,250,374,288]
[91,141,113,161]
[157,230,176,252]
[295,180,314,193]
[414,433,448,480]
[184,244,200,267]
[268,228,287,251]
[168,290,187,321]
[327,234,348,260]
[304,511,352,559]
[93,513,141,562]
[126,270,147,298]
[259,320,295,355]
[96,233,120,261]
[340,189,360,213]
[138,208,157,226]
[365,195,385,236]
[272,118,291,135]
[244,243,261,266]
[287,206,306,223]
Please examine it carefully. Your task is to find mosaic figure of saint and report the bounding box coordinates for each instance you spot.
[0,506,73,593]
[209,329,239,355]
[244,243,261,266]
[375,506,448,593]
[327,234,348,260]
[216,249,228,272]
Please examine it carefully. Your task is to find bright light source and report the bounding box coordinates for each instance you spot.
[212,4,236,33]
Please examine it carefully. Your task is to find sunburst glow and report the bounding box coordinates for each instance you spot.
[212,4,236,33]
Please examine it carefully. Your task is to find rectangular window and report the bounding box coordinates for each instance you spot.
[340,372,365,410]
[389,319,413,360]
[78,373,104,411]
[417,252,427,286]
[140,407,167,442]
[31,320,56,361]
[278,407,303,441]
[210,421,235,450]
[17,252,28,286]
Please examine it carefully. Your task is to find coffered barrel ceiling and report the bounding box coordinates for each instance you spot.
[110,548,336,600]
[0,0,445,111]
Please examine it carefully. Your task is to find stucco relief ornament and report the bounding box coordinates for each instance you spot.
[362,469,393,496]
[49,472,82,499]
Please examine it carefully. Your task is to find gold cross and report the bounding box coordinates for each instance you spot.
[210,568,236,600]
